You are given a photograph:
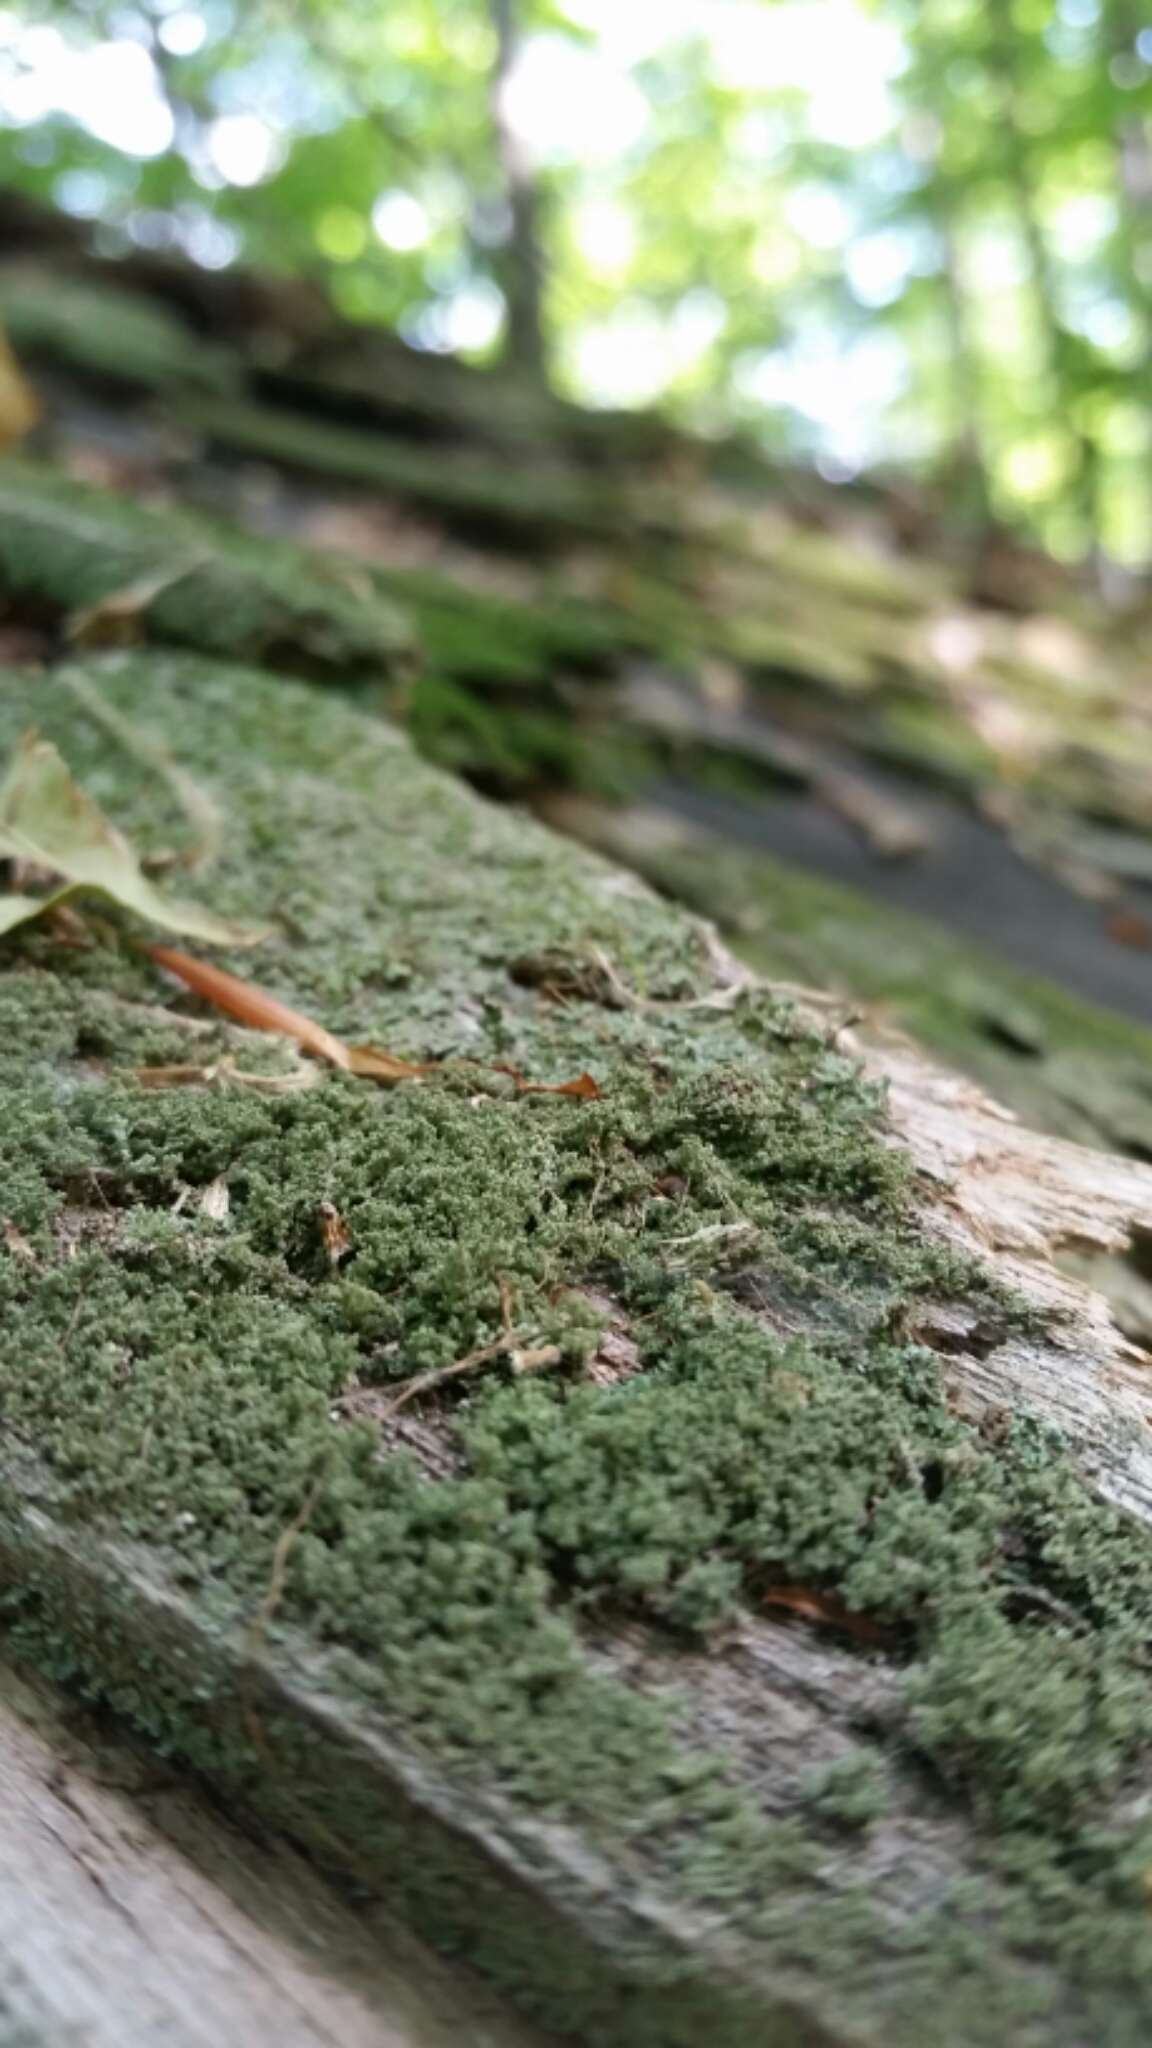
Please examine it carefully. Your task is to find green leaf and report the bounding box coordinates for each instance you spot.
[0,732,263,946]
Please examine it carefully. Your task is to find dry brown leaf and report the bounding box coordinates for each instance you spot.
[147,951,597,1099]
[0,325,38,452]
[345,1043,433,1082]
[761,1583,888,1645]
[318,1200,352,1268]
[2,1217,36,1262]
[494,1063,602,1100]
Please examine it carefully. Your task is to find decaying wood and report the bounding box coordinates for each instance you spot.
[0,1659,546,2048]
[5,1019,1152,2047]
[863,1026,1152,1514]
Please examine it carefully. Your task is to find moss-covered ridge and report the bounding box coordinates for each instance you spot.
[0,459,414,682]
[574,812,1152,1158]
[3,653,1152,2038]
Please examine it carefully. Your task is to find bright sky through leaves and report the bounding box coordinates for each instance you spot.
[0,0,1149,562]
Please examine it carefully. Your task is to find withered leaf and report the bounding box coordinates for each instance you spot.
[761,1583,888,1646]
[147,953,598,1100]
[345,1043,433,1083]
[0,735,261,945]
[494,1063,602,1100]
[0,325,38,453]
[318,1200,352,1267]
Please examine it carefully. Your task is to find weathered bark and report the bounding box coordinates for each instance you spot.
[0,1659,543,2048]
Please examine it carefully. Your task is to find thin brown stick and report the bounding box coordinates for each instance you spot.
[380,1333,524,1419]
[246,1470,326,1664]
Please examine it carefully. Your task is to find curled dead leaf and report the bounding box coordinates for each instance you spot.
[345,1043,434,1083]
[0,325,38,452]
[318,1200,352,1268]
[761,1584,889,1645]
[494,1063,602,1100]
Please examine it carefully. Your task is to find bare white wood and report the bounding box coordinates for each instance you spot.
[0,1661,545,2048]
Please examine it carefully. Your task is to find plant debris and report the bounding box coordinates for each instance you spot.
[493,1061,602,1099]
[760,1583,892,1646]
[2,1217,36,1262]
[148,947,601,1097]
[345,1043,434,1082]
[318,1199,351,1268]
[0,734,260,944]
[194,1174,231,1221]
[146,945,356,1067]
[0,323,38,451]
[132,1055,321,1093]
[376,1325,566,1418]
[65,553,210,649]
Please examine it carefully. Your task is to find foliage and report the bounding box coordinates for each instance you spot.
[0,0,1150,562]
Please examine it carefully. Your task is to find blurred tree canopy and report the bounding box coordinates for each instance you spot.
[0,0,1150,565]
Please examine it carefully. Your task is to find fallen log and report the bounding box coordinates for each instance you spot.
[3,651,1152,2045]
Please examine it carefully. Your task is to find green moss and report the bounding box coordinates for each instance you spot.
[0,461,413,679]
[602,820,1152,1154]
[177,393,628,541]
[0,269,237,393]
[375,564,642,679]
[802,1753,889,1831]
[5,654,1152,2036]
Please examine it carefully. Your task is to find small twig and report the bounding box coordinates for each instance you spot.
[241,1460,328,1757]
[380,1332,526,1419]
[589,946,756,1014]
[246,1469,326,1664]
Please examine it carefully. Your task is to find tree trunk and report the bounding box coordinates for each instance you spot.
[488,0,550,385]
